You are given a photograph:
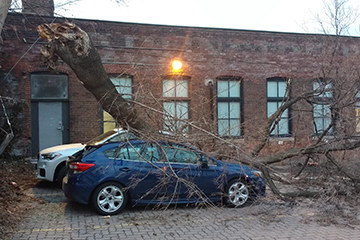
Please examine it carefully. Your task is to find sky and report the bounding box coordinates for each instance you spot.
[55,0,360,36]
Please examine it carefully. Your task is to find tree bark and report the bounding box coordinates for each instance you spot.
[37,22,152,133]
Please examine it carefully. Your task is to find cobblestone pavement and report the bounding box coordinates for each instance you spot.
[12,181,360,240]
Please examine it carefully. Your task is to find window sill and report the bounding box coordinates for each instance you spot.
[269,137,294,144]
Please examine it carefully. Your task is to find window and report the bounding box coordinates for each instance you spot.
[162,78,190,133]
[267,78,291,137]
[102,76,133,133]
[355,91,360,132]
[313,79,333,134]
[104,143,159,162]
[111,77,133,100]
[160,143,200,164]
[216,78,242,137]
[31,73,68,100]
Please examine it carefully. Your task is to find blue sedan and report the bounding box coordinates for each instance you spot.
[63,140,266,215]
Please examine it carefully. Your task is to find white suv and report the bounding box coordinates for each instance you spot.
[36,129,136,186]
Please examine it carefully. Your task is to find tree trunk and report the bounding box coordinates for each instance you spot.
[37,22,152,133]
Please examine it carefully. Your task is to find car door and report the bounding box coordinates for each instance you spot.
[106,141,164,203]
[157,143,222,203]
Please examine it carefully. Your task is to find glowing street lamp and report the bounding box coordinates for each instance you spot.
[172,60,182,72]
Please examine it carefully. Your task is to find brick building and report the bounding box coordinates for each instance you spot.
[1,10,360,157]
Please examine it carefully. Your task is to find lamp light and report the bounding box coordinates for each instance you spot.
[172,60,182,72]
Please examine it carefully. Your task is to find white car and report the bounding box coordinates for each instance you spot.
[36,129,136,186]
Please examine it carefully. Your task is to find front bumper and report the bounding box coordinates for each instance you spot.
[36,156,60,182]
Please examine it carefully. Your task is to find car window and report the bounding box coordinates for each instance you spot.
[159,144,200,164]
[141,143,160,163]
[104,142,159,163]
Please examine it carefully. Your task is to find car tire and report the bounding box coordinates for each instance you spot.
[225,179,249,207]
[56,165,67,188]
[91,182,128,215]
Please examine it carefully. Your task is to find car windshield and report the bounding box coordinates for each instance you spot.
[86,129,118,146]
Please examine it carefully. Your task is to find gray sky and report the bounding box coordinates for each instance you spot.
[55,0,360,36]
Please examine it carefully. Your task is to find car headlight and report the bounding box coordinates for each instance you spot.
[41,152,62,160]
[252,170,263,178]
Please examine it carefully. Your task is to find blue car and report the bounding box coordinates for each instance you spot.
[63,140,266,215]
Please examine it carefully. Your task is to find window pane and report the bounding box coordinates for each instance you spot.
[278,118,289,135]
[229,119,241,136]
[229,102,240,118]
[313,81,332,98]
[218,119,229,135]
[267,81,278,97]
[163,80,175,97]
[267,102,278,117]
[163,102,175,118]
[229,81,240,97]
[217,81,229,98]
[323,117,332,130]
[356,108,360,132]
[176,80,188,97]
[217,102,229,119]
[324,105,331,116]
[282,108,288,118]
[111,77,132,99]
[31,74,68,99]
[324,83,333,98]
[176,102,189,119]
[163,102,189,132]
[103,111,117,133]
[278,81,287,98]
[314,118,325,132]
[313,81,320,91]
[313,104,324,118]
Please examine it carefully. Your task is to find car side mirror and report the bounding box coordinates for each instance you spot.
[201,156,209,169]
[201,162,209,169]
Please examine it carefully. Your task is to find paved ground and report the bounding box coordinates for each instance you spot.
[11,182,360,240]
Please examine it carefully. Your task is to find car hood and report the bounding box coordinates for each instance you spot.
[39,143,85,154]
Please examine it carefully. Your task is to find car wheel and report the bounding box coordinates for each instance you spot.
[91,182,128,215]
[225,179,249,207]
[56,165,67,188]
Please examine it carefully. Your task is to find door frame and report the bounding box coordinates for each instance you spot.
[30,72,69,157]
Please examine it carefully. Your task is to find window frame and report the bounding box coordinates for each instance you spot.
[162,76,191,133]
[356,90,360,133]
[312,78,334,135]
[216,77,243,137]
[266,77,292,137]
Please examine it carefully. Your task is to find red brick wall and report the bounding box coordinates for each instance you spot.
[2,13,360,156]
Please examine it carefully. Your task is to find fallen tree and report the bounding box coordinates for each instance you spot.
[37,21,360,201]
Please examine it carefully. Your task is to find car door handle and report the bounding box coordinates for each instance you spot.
[120,167,130,172]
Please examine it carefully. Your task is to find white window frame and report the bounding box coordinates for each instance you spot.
[162,78,190,133]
